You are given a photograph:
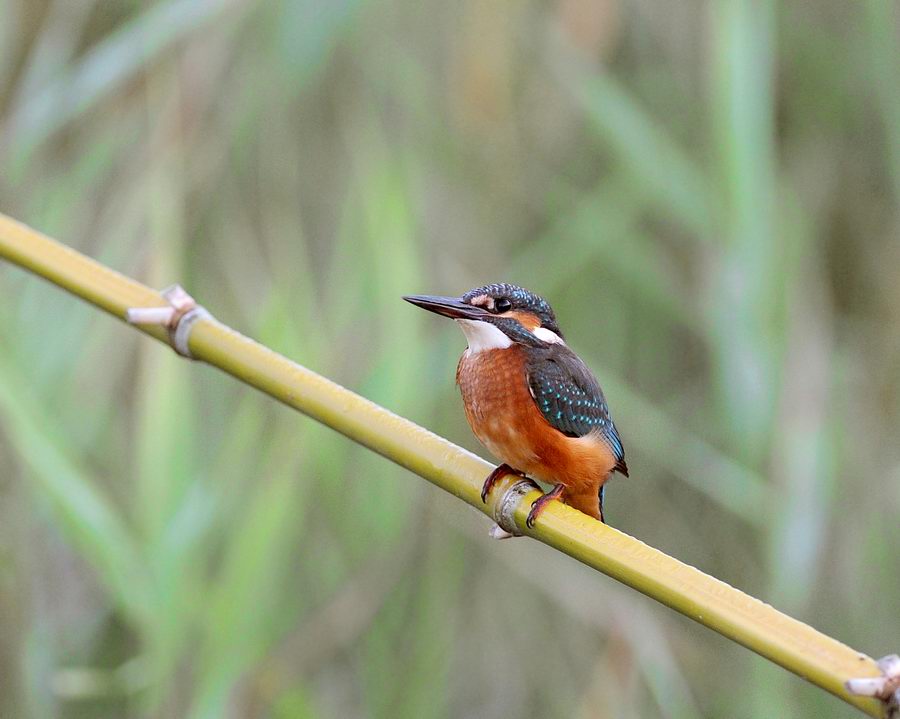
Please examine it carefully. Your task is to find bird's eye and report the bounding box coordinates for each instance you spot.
[494,297,512,313]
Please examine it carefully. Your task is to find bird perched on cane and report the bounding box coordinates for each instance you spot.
[403,283,627,529]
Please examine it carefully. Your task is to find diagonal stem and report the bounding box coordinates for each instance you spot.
[0,211,888,717]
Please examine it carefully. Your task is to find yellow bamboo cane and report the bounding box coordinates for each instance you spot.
[0,212,888,717]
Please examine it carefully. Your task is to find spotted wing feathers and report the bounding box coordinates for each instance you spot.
[525,346,628,476]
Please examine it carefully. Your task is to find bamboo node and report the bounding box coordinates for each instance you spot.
[125,284,211,359]
[490,477,539,539]
[847,654,900,717]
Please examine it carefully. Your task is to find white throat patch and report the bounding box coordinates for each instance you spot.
[456,319,512,353]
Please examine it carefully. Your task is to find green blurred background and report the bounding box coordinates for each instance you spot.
[1,0,899,717]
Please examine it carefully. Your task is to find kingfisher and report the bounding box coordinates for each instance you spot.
[404,283,628,530]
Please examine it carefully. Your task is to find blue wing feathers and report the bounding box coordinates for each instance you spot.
[525,345,628,476]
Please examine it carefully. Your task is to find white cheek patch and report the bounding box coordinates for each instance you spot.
[456,319,512,353]
[533,326,565,345]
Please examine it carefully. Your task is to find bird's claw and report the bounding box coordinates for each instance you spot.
[481,463,524,503]
[525,484,565,528]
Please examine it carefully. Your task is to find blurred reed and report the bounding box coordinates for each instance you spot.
[0,1,898,718]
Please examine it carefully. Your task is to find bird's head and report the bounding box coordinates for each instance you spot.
[403,282,563,352]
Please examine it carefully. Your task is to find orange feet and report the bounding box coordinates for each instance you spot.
[526,483,565,528]
[481,463,525,503]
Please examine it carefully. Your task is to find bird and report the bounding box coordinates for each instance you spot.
[403,282,627,529]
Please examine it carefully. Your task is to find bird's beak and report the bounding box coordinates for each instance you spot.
[402,294,491,320]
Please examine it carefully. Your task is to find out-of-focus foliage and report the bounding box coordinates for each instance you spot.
[0,1,898,717]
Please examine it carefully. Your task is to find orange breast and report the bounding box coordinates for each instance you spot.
[456,346,616,514]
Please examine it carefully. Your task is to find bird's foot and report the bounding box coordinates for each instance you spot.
[481,463,525,503]
[525,483,565,529]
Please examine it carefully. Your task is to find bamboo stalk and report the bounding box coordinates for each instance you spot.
[0,212,887,717]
